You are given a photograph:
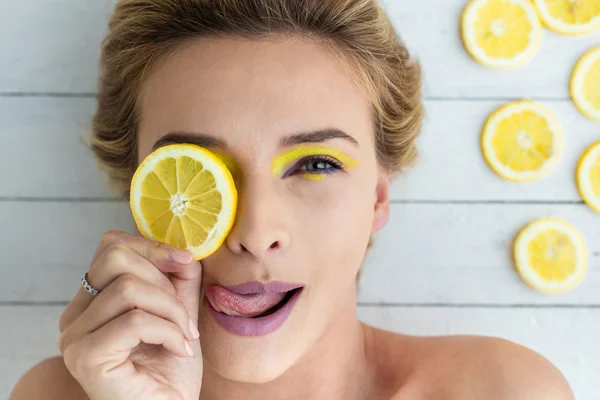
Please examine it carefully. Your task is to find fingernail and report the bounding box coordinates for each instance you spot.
[189,319,200,339]
[171,249,194,264]
[185,341,194,356]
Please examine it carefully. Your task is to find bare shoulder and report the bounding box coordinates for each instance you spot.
[416,334,575,400]
[9,356,89,400]
[365,326,574,400]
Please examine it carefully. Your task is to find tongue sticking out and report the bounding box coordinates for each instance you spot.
[205,285,288,317]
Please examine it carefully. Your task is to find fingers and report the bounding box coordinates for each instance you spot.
[60,231,195,333]
[91,230,194,266]
[56,229,204,398]
[92,230,203,328]
[63,309,194,379]
[92,244,178,294]
[59,274,200,354]
[167,257,203,329]
[60,244,178,333]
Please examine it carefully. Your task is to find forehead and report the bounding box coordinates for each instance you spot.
[137,36,373,153]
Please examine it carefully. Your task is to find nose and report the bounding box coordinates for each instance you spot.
[225,176,290,259]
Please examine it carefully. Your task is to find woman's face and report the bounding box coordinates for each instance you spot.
[137,36,391,383]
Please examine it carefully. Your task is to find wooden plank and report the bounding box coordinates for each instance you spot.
[1,0,599,97]
[1,305,597,399]
[0,97,117,199]
[0,0,113,93]
[357,306,600,400]
[0,201,134,302]
[2,98,597,200]
[1,202,598,303]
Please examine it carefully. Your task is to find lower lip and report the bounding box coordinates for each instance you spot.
[206,288,303,337]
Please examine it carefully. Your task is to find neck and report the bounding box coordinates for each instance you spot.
[201,288,375,400]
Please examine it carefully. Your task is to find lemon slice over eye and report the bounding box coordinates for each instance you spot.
[462,0,542,68]
[533,0,600,35]
[514,218,587,294]
[577,141,600,213]
[481,100,563,182]
[571,46,600,121]
[130,144,237,260]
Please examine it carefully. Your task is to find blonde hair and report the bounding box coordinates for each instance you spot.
[92,0,423,199]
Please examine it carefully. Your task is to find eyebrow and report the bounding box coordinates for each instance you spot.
[151,128,360,151]
[280,129,359,147]
[152,132,227,151]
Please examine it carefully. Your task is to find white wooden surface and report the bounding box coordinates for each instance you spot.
[1,0,599,398]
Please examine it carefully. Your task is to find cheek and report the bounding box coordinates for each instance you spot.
[294,179,373,271]
[291,179,363,223]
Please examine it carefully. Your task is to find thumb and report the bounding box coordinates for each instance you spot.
[168,259,203,327]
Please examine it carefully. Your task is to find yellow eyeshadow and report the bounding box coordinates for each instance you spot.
[210,149,241,177]
[271,145,360,178]
[304,174,327,181]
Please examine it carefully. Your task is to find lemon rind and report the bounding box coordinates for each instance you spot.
[570,46,600,122]
[514,218,588,294]
[130,143,238,260]
[577,141,600,214]
[462,0,542,69]
[481,100,564,182]
[534,0,600,36]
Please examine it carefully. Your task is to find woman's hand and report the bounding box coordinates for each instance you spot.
[57,230,203,400]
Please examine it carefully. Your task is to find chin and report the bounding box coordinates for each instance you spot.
[198,299,309,384]
[200,330,304,383]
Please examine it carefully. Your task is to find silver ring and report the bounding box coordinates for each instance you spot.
[81,272,100,296]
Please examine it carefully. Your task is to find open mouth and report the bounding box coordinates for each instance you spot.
[252,288,301,318]
[205,283,304,319]
[205,284,304,336]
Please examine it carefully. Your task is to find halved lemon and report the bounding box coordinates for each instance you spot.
[462,0,542,68]
[571,46,600,121]
[481,100,563,182]
[577,141,600,213]
[514,218,587,294]
[130,144,237,260]
[533,0,600,35]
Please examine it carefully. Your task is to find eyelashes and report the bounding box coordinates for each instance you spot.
[282,155,345,179]
[271,144,360,179]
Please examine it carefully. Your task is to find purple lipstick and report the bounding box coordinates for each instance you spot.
[205,281,304,336]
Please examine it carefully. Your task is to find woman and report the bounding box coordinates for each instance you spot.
[10,0,573,399]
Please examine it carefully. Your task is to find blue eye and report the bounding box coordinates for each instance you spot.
[303,159,336,172]
[291,156,344,176]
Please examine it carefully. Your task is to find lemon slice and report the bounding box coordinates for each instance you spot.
[533,0,600,35]
[514,218,587,294]
[462,0,542,68]
[577,141,600,213]
[571,46,600,121]
[481,100,563,182]
[130,144,237,259]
